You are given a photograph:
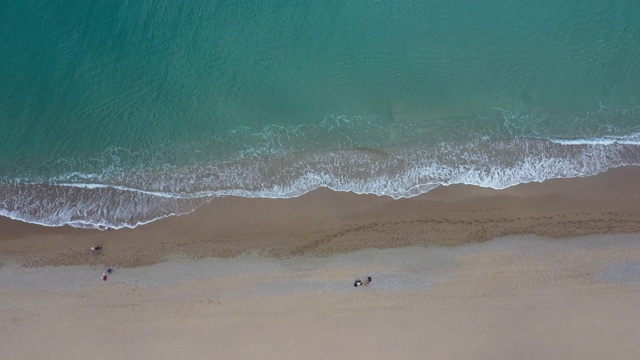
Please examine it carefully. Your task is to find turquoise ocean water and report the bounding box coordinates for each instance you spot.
[1,1,640,229]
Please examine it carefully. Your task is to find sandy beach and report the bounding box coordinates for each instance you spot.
[1,166,640,359]
[2,1,640,358]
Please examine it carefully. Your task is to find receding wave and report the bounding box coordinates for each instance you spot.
[1,108,640,230]
[0,183,211,229]
[1,137,639,230]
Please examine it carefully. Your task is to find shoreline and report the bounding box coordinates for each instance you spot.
[1,166,640,268]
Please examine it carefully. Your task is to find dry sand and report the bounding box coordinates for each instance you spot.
[1,166,640,359]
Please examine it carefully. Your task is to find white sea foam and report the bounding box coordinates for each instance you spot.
[1,133,640,230]
[2,107,640,230]
[548,132,640,145]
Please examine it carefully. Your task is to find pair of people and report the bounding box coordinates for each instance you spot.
[354,276,372,287]
[102,268,113,281]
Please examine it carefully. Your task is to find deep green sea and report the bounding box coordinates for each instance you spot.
[1,1,640,229]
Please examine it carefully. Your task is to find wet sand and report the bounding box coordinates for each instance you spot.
[1,166,640,359]
[1,166,639,267]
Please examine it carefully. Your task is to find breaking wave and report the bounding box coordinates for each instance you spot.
[2,108,640,230]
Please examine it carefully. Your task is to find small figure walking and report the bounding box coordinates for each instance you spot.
[91,245,102,251]
[102,273,108,281]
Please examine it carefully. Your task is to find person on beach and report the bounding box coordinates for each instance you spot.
[102,273,107,281]
[107,267,113,274]
[91,245,102,251]
[354,277,372,287]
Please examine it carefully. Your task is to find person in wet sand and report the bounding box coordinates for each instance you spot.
[91,245,102,251]
[354,279,363,287]
[365,276,372,286]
